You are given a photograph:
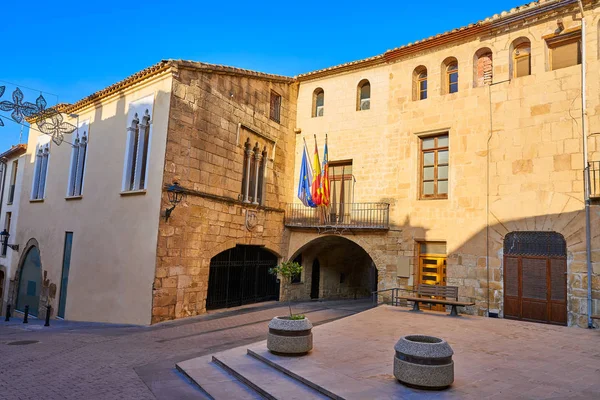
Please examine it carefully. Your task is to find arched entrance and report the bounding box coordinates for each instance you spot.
[206,245,279,310]
[503,231,567,325]
[290,236,378,301]
[16,246,42,317]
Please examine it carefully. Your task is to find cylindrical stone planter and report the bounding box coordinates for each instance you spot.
[394,335,454,389]
[267,316,313,356]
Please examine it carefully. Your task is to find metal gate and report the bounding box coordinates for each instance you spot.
[503,232,567,326]
[206,245,279,310]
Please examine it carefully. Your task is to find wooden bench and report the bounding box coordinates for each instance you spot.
[396,284,475,317]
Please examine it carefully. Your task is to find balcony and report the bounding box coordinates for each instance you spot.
[284,203,390,230]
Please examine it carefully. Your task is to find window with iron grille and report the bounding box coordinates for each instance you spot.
[269,91,281,123]
[420,134,449,199]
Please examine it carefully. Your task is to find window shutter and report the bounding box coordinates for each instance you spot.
[551,40,580,70]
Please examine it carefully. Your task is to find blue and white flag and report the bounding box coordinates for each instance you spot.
[298,142,316,207]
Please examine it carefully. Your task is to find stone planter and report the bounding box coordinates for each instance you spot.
[267,316,313,355]
[394,335,454,389]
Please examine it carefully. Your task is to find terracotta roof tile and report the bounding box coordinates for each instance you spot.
[0,144,27,160]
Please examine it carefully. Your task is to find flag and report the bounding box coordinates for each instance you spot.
[311,137,322,206]
[321,135,330,206]
[297,142,316,207]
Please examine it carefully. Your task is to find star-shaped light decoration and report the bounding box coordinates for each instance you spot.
[0,87,39,124]
[37,112,77,145]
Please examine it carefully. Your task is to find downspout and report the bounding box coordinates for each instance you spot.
[577,0,593,329]
[0,158,7,217]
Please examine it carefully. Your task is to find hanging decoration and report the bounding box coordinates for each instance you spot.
[0,85,76,145]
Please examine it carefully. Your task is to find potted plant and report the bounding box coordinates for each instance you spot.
[267,261,313,355]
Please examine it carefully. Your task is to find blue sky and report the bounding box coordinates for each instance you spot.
[0,0,527,150]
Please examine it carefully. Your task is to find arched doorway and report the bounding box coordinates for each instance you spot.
[290,236,378,301]
[206,245,279,310]
[503,231,567,325]
[16,246,42,317]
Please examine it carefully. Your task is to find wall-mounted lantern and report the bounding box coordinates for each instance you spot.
[0,229,19,253]
[165,182,186,222]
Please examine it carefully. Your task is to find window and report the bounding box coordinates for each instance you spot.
[474,48,493,87]
[269,91,281,123]
[67,121,89,197]
[420,134,449,199]
[2,212,11,256]
[357,80,370,111]
[241,138,267,205]
[512,39,532,78]
[7,160,18,204]
[31,140,50,200]
[122,95,154,192]
[547,31,581,71]
[329,160,353,223]
[312,88,324,117]
[442,58,459,94]
[413,66,428,100]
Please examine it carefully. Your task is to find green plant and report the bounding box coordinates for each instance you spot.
[269,260,303,318]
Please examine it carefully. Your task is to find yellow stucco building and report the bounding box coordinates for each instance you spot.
[3,0,599,327]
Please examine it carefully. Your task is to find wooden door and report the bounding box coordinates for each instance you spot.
[503,232,567,326]
[418,255,447,311]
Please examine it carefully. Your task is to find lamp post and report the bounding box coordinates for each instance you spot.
[165,182,186,222]
[0,229,18,254]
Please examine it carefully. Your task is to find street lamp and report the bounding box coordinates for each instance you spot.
[165,182,186,221]
[0,229,19,254]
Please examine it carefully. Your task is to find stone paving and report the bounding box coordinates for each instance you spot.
[0,300,371,400]
[241,306,599,399]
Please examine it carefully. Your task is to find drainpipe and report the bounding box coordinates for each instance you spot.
[577,1,593,329]
[0,158,6,217]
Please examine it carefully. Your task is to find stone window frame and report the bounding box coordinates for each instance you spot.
[412,65,428,101]
[544,28,582,72]
[441,57,459,95]
[312,88,324,118]
[67,120,90,198]
[418,132,449,200]
[121,95,154,194]
[241,138,268,206]
[31,140,50,201]
[510,37,532,79]
[356,79,371,111]
[269,90,282,124]
[473,47,493,87]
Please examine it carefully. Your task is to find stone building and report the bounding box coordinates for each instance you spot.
[6,0,600,327]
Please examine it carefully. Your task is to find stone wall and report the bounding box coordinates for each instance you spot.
[152,65,297,323]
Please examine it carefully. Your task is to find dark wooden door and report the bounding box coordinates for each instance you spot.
[310,259,320,299]
[503,232,567,326]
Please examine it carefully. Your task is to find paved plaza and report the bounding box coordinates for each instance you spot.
[0,300,370,400]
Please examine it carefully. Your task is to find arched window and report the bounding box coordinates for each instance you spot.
[412,66,428,101]
[357,80,370,111]
[312,88,324,117]
[510,38,531,78]
[474,48,493,87]
[442,58,458,94]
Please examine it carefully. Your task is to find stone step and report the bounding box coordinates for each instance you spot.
[176,354,262,400]
[247,346,390,400]
[212,347,329,400]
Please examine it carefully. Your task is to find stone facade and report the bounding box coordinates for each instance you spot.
[151,63,297,323]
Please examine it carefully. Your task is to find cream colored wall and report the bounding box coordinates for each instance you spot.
[292,5,600,326]
[15,73,173,325]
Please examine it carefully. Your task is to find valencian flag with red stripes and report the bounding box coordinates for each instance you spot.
[311,135,322,206]
[321,135,330,206]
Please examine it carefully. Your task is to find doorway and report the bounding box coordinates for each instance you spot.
[16,246,42,317]
[418,242,447,311]
[310,259,320,299]
[503,231,567,325]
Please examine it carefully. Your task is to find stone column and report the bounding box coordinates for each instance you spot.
[252,143,261,205]
[243,139,253,204]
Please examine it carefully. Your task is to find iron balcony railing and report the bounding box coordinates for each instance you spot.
[588,161,600,199]
[284,203,390,230]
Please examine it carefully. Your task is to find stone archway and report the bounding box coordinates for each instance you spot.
[287,235,378,301]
